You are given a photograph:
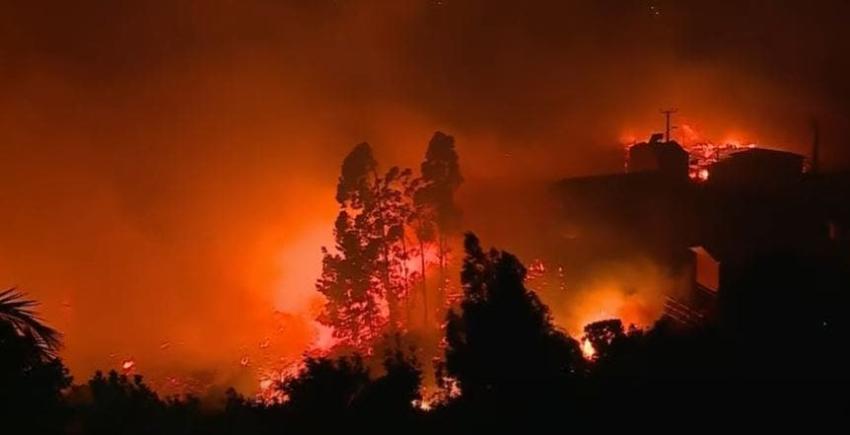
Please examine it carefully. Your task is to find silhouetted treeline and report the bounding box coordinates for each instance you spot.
[3,231,850,433]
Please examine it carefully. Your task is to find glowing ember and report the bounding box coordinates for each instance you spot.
[526,259,547,281]
[259,379,274,391]
[624,128,759,182]
[412,399,433,411]
[121,359,136,371]
[444,376,462,399]
[581,338,596,360]
[310,321,338,353]
[686,140,757,179]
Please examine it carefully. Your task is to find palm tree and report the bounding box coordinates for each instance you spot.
[0,288,61,359]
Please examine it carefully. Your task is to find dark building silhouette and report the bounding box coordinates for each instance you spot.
[627,133,690,179]
[552,135,844,326]
[707,148,805,190]
[553,134,697,270]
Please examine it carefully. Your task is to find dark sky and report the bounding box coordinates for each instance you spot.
[1,0,848,391]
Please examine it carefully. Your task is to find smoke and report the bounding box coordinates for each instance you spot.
[1,0,848,393]
[542,257,688,337]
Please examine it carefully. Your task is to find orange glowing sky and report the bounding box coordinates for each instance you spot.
[1,1,849,393]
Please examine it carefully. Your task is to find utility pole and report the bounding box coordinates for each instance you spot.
[660,108,678,142]
[811,119,820,174]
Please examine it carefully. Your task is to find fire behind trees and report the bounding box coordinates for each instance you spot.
[316,132,463,351]
[5,132,850,431]
[4,226,850,432]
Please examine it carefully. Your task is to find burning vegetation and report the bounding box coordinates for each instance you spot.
[5,132,850,429]
[50,121,815,403]
[9,116,822,409]
[4,1,850,431]
[316,131,462,350]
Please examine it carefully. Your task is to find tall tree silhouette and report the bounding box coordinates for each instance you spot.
[413,132,463,325]
[318,143,384,347]
[443,234,581,404]
[318,143,418,347]
[369,166,417,331]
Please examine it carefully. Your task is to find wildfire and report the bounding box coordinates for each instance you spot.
[622,124,759,183]
[259,379,274,391]
[254,356,309,404]
[412,398,433,411]
[309,320,338,353]
[580,338,596,360]
[686,140,757,182]
[526,259,547,282]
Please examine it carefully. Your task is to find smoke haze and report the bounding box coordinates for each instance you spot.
[1,0,849,392]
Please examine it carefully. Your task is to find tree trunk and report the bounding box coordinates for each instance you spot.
[420,238,428,327]
[373,170,398,332]
[438,233,446,309]
[402,235,411,327]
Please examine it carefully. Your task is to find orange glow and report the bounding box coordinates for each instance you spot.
[309,321,338,353]
[570,287,659,335]
[678,123,702,145]
[0,0,832,400]
[569,287,655,336]
[259,379,273,391]
[121,359,136,372]
[412,398,433,411]
[581,338,596,360]
[527,257,676,341]
[527,259,547,280]
[621,121,772,185]
[619,134,638,147]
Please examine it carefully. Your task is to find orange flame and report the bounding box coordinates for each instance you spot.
[121,359,136,372]
[580,338,596,360]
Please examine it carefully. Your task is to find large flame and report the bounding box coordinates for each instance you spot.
[580,338,596,360]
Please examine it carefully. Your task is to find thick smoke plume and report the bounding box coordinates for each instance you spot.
[1,1,849,393]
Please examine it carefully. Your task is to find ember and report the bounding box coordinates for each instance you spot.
[581,338,596,360]
[0,1,847,430]
[686,140,757,181]
[412,399,433,411]
[121,359,136,372]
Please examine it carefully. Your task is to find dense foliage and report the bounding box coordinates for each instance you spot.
[3,227,850,433]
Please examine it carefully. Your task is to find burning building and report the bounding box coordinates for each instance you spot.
[551,131,842,329]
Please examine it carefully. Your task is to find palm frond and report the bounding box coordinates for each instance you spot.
[0,288,62,358]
